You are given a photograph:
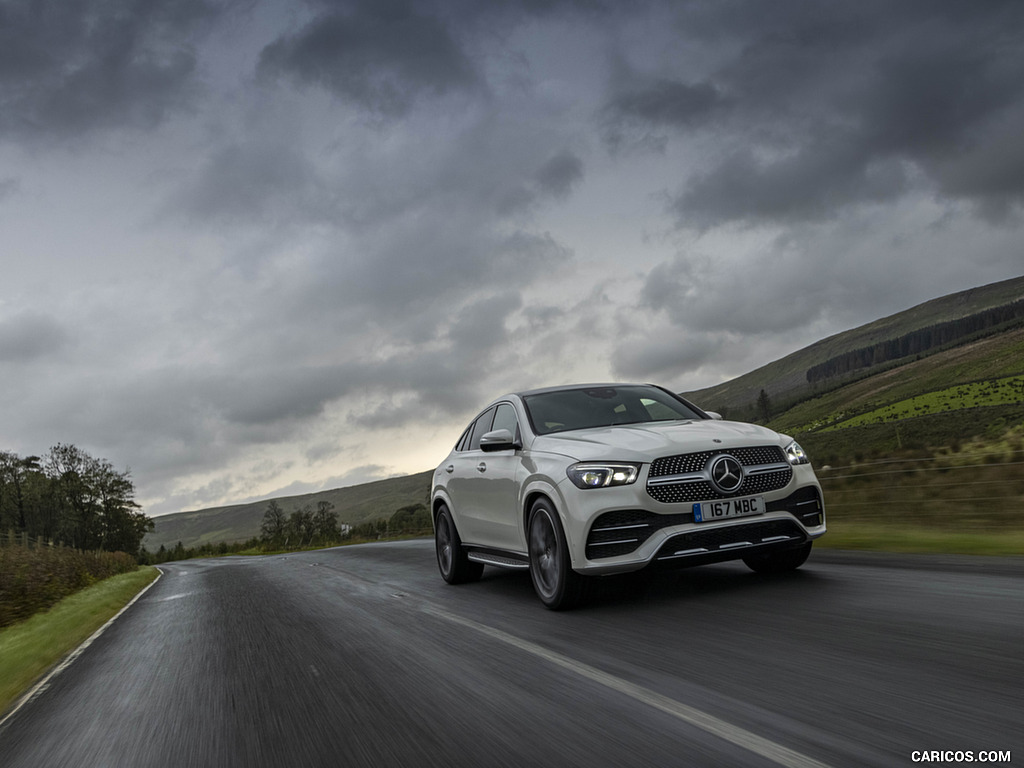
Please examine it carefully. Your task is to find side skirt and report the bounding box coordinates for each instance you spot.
[466,547,530,570]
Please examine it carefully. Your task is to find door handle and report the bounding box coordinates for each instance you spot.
[477,462,487,473]
[445,465,454,473]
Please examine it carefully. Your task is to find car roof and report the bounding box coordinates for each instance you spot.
[512,382,655,398]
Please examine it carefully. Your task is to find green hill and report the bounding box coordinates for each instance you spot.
[145,470,432,551]
[682,274,1024,419]
[770,327,1024,463]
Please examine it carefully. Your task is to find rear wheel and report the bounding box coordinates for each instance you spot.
[743,541,812,574]
[435,505,483,584]
[528,498,586,610]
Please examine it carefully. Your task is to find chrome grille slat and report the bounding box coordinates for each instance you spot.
[647,445,792,504]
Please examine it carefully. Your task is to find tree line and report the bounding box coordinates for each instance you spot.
[144,502,433,564]
[258,500,431,550]
[806,299,1024,384]
[0,444,152,556]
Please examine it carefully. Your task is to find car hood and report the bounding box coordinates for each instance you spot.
[528,419,788,462]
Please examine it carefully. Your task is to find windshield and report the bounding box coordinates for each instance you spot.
[523,385,706,436]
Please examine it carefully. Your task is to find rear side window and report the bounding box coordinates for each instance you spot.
[466,407,496,451]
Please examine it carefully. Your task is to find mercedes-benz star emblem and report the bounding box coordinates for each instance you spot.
[709,455,744,493]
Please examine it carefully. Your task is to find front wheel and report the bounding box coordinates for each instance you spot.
[742,541,813,574]
[528,499,586,610]
[435,505,483,584]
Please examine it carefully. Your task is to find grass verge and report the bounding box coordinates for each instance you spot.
[816,521,1024,556]
[0,566,159,717]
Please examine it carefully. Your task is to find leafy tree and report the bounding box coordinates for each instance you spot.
[260,500,287,545]
[40,444,146,552]
[0,452,43,534]
[312,500,340,543]
[287,505,314,547]
[389,503,430,533]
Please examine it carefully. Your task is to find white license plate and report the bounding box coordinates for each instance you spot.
[693,496,765,523]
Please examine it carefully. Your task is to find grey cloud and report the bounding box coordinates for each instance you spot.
[638,248,827,336]
[0,312,70,362]
[0,0,223,141]
[343,292,526,430]
[534,150,584,199]
[217,367,355,428]
[611,334,719,382]
[171,141,329,224]
[605,0,1024,226]
[675,144,907,227]
[307,221,572,329]
[258,0,481,117]
[602,76,724,153]
[447,292,522,351]
[0,177,20,202]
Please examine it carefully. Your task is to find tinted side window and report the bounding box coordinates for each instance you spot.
[467,407,496,451]
[491,403,519,438]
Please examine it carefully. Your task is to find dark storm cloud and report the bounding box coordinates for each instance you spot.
[344,293,525,429]
[0,0,225,140]
[0,311,70,362]
[637,244,833,337]
[0,177,18,202]
[611,334,718,382]
[324,226,572,325]
[171,141,330,224]
[258,0,481,116]
[677,144,907,226]
[602,73,725,153]
[602,0,1024,226]
[533,150,584,199]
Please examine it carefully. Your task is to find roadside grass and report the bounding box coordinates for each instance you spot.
[816,521,1024,556]
[0,566,158,717]
[233,531,435,558]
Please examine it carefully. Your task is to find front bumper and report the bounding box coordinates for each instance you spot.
[558,464,826,575]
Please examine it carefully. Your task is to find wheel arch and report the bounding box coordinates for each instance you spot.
[521,479,566,538]
[431,490,453,529]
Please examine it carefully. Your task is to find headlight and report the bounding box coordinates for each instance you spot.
[566,462,641,489]
[785,440,810,466]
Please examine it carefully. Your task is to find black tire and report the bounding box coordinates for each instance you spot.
[435,505,483,584]
[742,541,813,574]
[527,498,587,610]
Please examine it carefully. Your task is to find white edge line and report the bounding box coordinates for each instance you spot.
[0,566,164,730]
[426,605,834,768]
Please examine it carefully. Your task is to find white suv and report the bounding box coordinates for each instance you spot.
[431,384,826,609]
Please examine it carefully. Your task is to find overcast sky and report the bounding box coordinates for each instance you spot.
[2,0,1022,516]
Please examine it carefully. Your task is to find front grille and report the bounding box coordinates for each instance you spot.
[655,519,806,562]
[585,509,693,559]
[646,445,792,504]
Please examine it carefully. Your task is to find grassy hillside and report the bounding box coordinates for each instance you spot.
[765,325,1024,554]
[145,470,432,551]
[770,327,1024,462]
[683,274,1024,416]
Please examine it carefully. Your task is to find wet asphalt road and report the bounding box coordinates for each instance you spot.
[1,541,1021,768]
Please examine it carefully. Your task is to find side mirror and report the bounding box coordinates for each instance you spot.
[706,411,724,420]
[480,428,520,452]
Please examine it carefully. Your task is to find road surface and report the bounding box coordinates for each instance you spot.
[1,541,1020,767]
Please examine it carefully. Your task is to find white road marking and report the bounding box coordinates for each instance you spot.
[427,605,834,768]
[0,567,163,731]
